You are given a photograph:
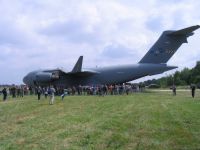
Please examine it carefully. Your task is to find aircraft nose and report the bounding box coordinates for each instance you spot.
[23,75,28,84]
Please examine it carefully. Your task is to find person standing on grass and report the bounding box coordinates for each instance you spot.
[11,85,16,98]
[20,86,24,97]
[44,88,48,99]
[37,86,42,100]
[172,85,176,96]
[2,88,7,101]
[190,84,196,98]
[49,86,56,105]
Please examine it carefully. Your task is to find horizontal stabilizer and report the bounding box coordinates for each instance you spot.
[167,25,200,36]
[148,66,177,76]
[72,56,83,73]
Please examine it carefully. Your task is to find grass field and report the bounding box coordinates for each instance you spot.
[0,91,200,150]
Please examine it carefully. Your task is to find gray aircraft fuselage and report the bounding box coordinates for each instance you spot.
[23,25,200,87]
[23,63,176,87]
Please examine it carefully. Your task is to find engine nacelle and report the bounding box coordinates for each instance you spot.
[35,72,59,83]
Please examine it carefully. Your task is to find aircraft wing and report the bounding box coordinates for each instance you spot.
[57,56,100,76]
[58,69,99,77]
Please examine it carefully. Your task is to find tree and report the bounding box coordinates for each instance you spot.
[192,61,200,84]
[140,61,200,87]
[179,68,191,85]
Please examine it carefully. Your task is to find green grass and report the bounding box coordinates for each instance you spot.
[0,91,200,150]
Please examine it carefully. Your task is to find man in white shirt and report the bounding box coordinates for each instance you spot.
[49,86,56,105]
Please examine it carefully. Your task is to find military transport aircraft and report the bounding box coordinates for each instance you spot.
[23,25,200,87]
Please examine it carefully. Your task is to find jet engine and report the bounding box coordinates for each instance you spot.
[35,72,59,83]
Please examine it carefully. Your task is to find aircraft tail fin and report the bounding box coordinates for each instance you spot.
[72,56,83,72]
[139,25,200,64]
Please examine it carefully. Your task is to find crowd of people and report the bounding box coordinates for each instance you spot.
[0,84,144,102]
[1,83,198,104]
[1,85,28,100]
[34,84,145,100]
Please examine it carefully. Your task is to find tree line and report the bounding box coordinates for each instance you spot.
[140,61,200,88]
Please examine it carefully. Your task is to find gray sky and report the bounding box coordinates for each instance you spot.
[0,0,200,84]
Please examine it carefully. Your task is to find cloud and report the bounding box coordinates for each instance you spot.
[39,19,103,44]
[0,0,200,84]
[0,19,31,47]
[146,16,163,32]
[101,44,135,58]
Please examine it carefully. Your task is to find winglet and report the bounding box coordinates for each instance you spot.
[167,25,200,36]
[72,56,83,73]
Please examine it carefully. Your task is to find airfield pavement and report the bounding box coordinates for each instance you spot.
[0,90,200,150]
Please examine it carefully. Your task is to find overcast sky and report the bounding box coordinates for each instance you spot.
[0,0,200,84]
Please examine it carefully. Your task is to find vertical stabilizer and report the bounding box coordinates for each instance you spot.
[72,56,83,72]
[139,25,200,64]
